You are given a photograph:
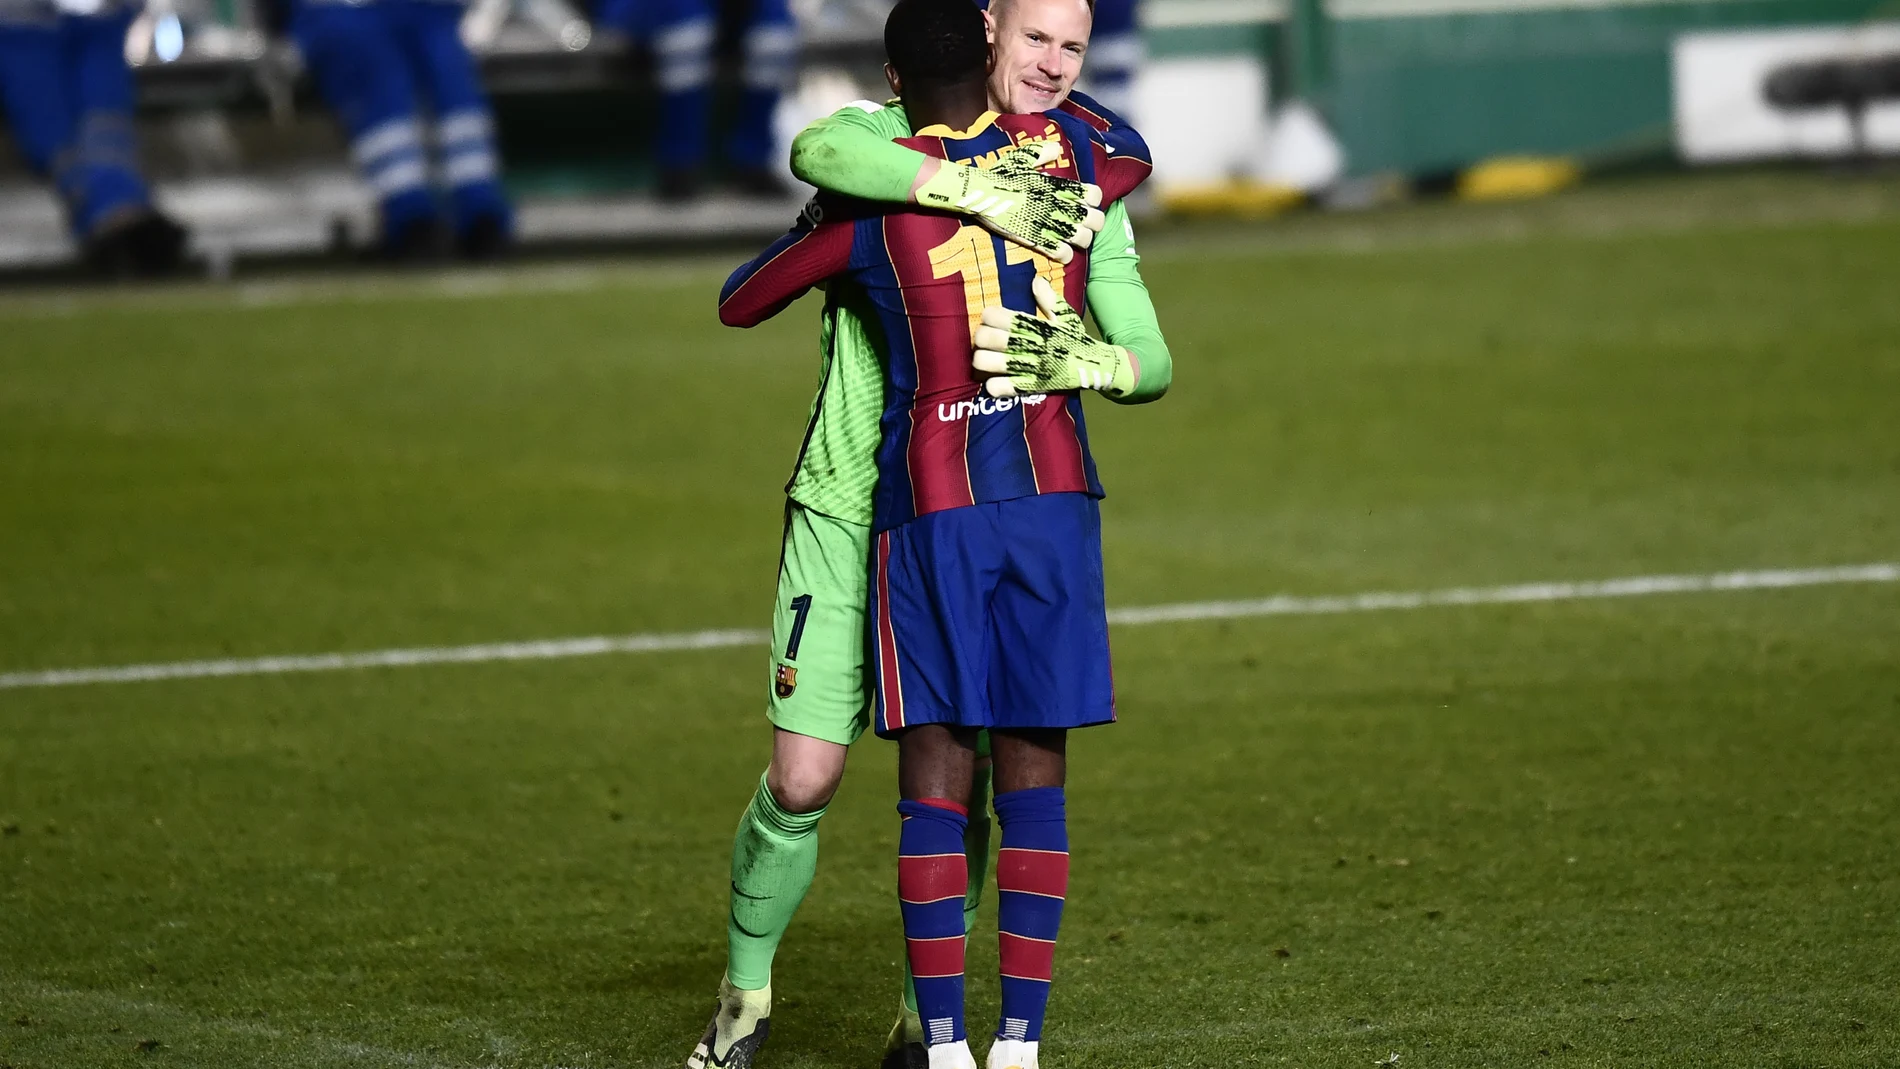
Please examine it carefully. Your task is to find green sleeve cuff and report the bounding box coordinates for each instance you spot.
[1086,201,1172,402]
[787,102,927,205]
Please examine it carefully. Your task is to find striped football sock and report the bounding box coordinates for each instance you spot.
[993,787,1069,1043]
[898,797,970,1047]
[903,760,992,1018]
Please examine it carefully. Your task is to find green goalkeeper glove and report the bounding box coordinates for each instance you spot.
[915,142,1106,265]
[973,276,1138,399]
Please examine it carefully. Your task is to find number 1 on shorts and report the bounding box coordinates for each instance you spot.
[786,594,813,661]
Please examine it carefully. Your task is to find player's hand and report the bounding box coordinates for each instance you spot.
[915,142,1106,265]
[973,276,1137,399]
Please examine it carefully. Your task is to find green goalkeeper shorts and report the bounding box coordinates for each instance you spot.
[766,501,874,746]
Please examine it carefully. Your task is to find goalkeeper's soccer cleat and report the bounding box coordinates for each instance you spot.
[880,1009,928,1069]
[684,977,771,1069]
[973,276,1137,399]
[985,1039,1039,1069]
[915,142,1105,265]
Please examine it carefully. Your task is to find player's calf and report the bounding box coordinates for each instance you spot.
[895,726,981,1061]
[695,757,832,1069]
[899,796,972,1051]
[889,750,994,1069]
[989,782,1069,1069]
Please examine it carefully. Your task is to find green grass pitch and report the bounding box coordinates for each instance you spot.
[3,170,1899,1068]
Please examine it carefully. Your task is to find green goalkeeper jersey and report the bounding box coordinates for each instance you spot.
[783,99,1172,526]
[785,280,888,525]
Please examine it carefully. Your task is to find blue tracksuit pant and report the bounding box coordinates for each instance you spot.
[1080,0,1139,121]
[594,0,794,173]
[0,3,155,239]
[292,0,512,242]
[728,0,795,171]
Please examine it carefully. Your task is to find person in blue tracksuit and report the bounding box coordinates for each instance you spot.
[593,0,795,199]
[289,0,513,258]
[723,0,796,195]
[0,0,187,273]
[1077,0,1138,120]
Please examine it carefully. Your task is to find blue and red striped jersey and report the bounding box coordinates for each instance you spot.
[1055,90,1152,197]
[721,109,1117,532]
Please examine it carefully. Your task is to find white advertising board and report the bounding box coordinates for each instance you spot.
[1673,23,1900,163]
[1136,56,1270,184]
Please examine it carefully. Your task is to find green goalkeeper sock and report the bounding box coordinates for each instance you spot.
[727,772,825,991]
[963,759,994,933]
[902,760,993,1016]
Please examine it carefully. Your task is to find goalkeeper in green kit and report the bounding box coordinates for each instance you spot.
[691,1,1172,1065]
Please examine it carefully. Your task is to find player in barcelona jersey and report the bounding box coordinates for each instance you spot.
[721,1,1170,1065]
[696,0,1170,1065]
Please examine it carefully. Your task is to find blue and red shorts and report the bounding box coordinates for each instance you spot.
[870,492,1115,738]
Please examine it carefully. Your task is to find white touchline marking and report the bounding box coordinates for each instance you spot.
[0,629,769,691]
[0,563,1893,692]
[1102,563,1899,625]
[0,261,735,321]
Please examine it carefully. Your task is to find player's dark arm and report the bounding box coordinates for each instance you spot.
[718,218,856,328]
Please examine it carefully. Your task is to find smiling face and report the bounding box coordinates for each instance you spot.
[986,0,1093,113]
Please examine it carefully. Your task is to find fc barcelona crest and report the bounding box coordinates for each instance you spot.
[775,663,798,698]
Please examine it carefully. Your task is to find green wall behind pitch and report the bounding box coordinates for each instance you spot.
[1146,0,1896,175]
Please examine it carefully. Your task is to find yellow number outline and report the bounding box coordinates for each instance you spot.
[928,226,1069,340]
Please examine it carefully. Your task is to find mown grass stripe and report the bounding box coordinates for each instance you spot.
[1,563,1892,692]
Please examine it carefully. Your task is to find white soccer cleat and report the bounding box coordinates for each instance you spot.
[927,1039,979,1069]
[684,976,771,1069]
[986,1038,1039,1069]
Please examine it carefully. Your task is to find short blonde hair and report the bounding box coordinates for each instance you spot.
[989,0,1097,22]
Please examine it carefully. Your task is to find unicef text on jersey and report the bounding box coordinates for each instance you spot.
[936,393,1049,422]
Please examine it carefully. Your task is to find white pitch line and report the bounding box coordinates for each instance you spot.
[0,260,735,322]
[1,563,1894,692]
[0,628,770,691]
[1103,563,1900,625]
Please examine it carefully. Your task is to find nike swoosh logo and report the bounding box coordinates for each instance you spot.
[731,914,773,939]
